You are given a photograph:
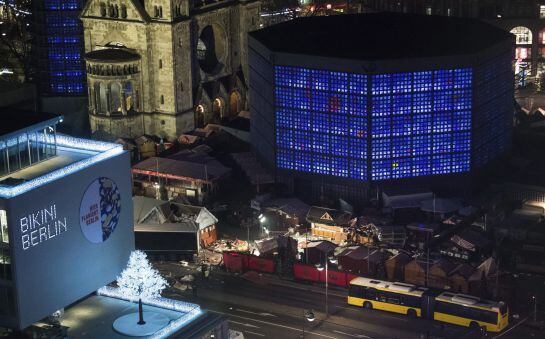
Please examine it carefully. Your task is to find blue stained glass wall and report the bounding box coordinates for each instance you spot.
[274,65,473,182]
[370,69,472,180]
[275,66,368,180]
[41,0,86,95]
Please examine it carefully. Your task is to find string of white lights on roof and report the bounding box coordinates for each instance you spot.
[0,135,124,198]
[97,286,203,339]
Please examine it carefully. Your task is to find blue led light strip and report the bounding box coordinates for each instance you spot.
[0,135,124,198]
[97,286,203,339]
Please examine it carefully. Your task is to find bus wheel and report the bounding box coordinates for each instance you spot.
[407,309,417,317]
[363,301,373,310]
[469,321,480,330]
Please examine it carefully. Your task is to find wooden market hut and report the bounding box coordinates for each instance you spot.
[385,251,412,281]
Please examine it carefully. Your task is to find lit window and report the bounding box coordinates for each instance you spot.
[510,26,532,45]
[0,210,8,243]
[540,5,545,19]
[425,7,432,15]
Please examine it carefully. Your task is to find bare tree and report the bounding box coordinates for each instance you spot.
[0,0,32,82]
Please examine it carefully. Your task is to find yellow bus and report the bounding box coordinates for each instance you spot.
[348,277,508,332]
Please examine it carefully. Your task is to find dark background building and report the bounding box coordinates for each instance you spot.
[363,0,545,87]
[249,13,514,204]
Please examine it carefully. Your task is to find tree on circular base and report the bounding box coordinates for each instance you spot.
[116,250,168,326]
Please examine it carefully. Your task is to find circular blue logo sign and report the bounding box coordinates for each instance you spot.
[80,177,121,243]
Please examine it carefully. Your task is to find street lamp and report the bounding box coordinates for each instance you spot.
[301,309,315,338]
[532,296,538,322]
[315,257,332,317]
[258,214,267,237]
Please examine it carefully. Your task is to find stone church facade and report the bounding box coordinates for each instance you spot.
[81,0,261,139]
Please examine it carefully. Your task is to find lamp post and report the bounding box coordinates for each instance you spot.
[532,296,537,322]
[301,309,315,338]
[316,257,331,317]
[259,214,266,237]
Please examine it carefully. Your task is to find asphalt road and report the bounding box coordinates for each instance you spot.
[158,263,488,339]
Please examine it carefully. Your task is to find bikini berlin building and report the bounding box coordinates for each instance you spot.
[0,109,133,330]
[249,13,514,202]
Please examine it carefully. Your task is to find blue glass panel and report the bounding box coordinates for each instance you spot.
[372,138,391,159]
[393,116,411,136]
[393,94,412,115]
[312,112,329,133]
[331,157,349,177]
[372,117,391,138]
[372,96,391,116]
[331,72,348,93]
[349,138,366,159]
[392,158,412,178]
[329,94,348,114]
[331,136,348,157]
[393,137,411,158]
[350,159,367,180]
[349,95,366,116]
[393,73,412,93]
[313,154,331,174]
[349,74,366,95]
[312,133,330,154]
[349,117,366,138]
[372,74,392,95]
[294,152,312,172]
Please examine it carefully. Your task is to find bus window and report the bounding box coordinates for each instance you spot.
[349,285,363,299]
[467,307,498,324]
[436,301,498,325]
[364,287,377,300]
[499,302,508,315]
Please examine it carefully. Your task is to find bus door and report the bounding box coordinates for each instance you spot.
[420,295,435,320]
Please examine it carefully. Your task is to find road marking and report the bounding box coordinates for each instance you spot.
[245,330,266,337]
[236,308,277,317]
[230,320,260,328]
[492,317,528,338]
[334,305,407,322]
[333,330,372,338]
[212,311,337,338]
[273,283,345,298]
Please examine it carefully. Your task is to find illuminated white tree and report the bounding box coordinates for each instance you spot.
[117,250,168,325]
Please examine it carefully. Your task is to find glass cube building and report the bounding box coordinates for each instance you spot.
[33,0,87,95]
[249,13,513,200]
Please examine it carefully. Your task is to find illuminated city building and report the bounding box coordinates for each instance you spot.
[0,108,133,330]
[81,0,261,139]
[363,0,545,87]
[33,0,87,95]
[249,13,514,202]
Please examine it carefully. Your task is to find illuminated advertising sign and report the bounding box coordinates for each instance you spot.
[80,177,121,243]
[19,204,67,251]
